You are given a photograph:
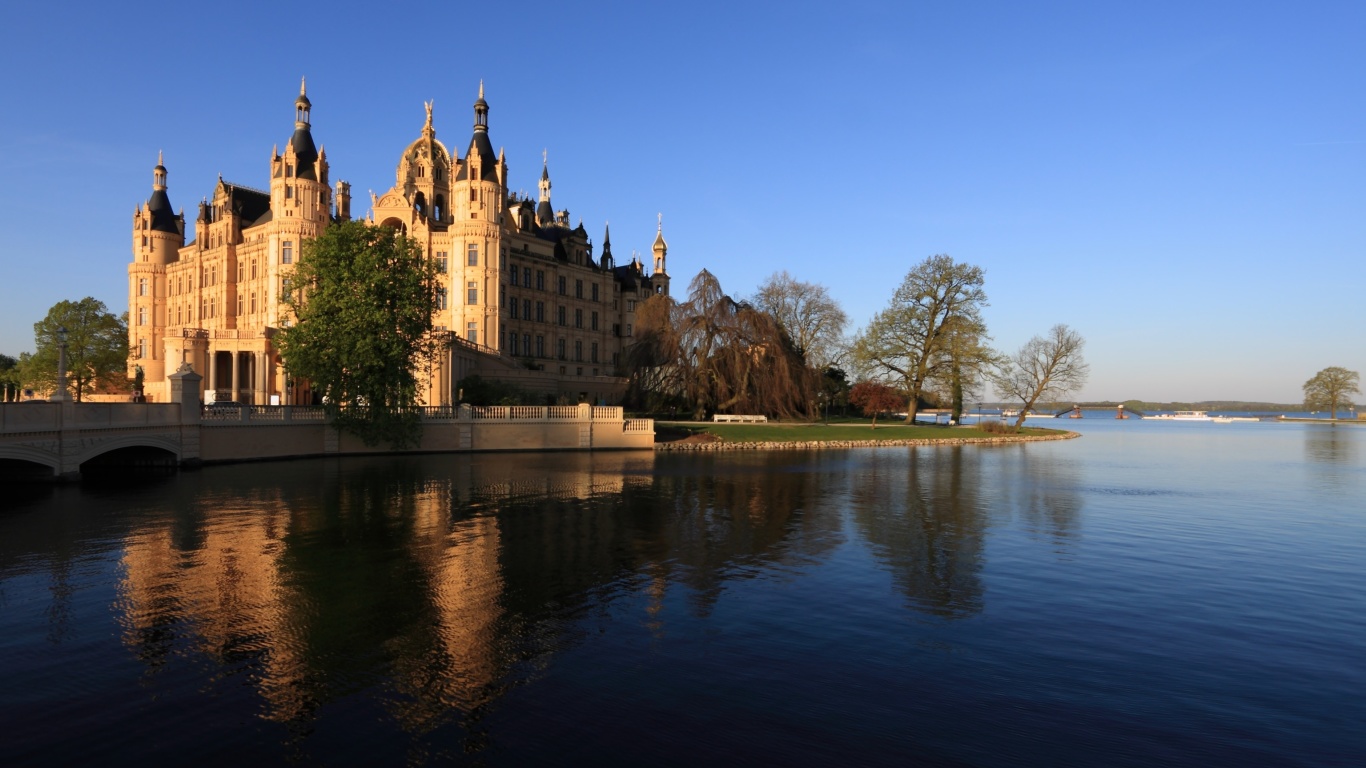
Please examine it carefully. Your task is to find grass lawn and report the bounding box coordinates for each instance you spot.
[656,421,1064,443]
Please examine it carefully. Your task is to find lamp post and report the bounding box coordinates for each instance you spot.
[50,326,72,402]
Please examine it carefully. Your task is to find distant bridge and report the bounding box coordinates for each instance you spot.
[1051,403,1147,418]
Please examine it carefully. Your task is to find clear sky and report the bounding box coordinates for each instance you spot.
[1,1,1361,403]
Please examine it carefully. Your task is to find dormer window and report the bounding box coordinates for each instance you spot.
[286,164,294,177]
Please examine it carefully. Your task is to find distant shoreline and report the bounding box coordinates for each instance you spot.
[656,430,1080,452]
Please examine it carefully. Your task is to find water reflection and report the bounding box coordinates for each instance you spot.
[109,450,855,745]
[848,447,986,618]
[995,445,1084,550]
[1304,425,1359,464]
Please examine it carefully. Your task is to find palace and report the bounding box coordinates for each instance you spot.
[128,81,671,406]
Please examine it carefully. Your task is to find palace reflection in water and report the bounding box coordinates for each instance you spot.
[107,447,1053,742]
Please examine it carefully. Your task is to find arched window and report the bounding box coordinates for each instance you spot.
[433,194,445,221]
[414,192,427,217]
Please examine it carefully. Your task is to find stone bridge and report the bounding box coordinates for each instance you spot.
[2,370,653,483]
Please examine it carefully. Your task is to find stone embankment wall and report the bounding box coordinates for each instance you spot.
[656,432,1080,451]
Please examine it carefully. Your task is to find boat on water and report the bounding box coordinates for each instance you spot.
[1146,410,1212,421]
[1211,416,1261,423]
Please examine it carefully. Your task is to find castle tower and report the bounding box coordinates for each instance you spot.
[129,152,184,390]
[652,214,668,277]
[451,82,506,350]
[536,152,553,227]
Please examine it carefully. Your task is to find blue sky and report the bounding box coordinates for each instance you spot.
[1,1,1361,403]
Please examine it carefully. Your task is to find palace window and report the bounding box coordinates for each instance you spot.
[575,340,583,362]
[511,334,520,355]
[592,343,599,363]
[523,334,531,357]
[511,266,519,287]
[626,323,633,337]
[467,282,478,305]
[591,311,598,331]
[523,299,531,320]
[138,307,147,326]
[510,298,519,320]
[138,338,146,359]
[282,241,293,264]
[558,306,566,326]
[557,338,566,360]
[251,259,257,280]
[138,278,148,297]
[437,288,448,310]
[237,295,244,316]
[523,267,531,287]
[250,292,257,313]
[558,276,566,295]
[536,270,545,290]
[628,299,636,312]
[467,322,478,344]
[536,335,544,357]
[467,243,479,267]
[575,280,583,299]
[591,283,599,302]
[286,186,293,199]
[436,252,447,273]
[575,309,583,329]
[536,301,545,322]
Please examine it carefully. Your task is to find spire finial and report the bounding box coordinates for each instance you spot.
[157,149,163,167]
[658,212,663,232]
[300,76,307,97]
[542,148,548,167]
[479,80,484,100]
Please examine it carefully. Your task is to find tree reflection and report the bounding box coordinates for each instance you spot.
[1304,425,1359,465]
[849,447,986,618]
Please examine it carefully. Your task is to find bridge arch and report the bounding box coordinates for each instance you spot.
[0,456,60,482]
[69,435,183,468]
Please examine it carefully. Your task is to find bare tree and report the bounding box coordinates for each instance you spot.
[1302,367,1361,419]
[993,324,1090,429]
[752,271,849,370]
[851,255,988,422]
[624,270,815,419]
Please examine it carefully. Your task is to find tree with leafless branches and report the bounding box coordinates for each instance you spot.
[624,270,816,420]
[992,324,1090,429]
[751,270,849,371]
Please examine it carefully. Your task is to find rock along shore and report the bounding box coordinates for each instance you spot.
[655,431,1080,451]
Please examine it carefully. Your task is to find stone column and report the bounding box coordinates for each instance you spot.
[208,352,217,399]
[168,363,202,468]
[230,352,241,404]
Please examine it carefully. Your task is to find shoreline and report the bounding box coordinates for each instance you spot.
[655,431,1080,451]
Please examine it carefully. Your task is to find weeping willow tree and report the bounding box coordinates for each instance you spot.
[625,270,816,420]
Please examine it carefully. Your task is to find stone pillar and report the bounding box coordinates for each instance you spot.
[208,352,217,399]
[168,363,202,468]
[230,352,241,404]
[256,352,267,405]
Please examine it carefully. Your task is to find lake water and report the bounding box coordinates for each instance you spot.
[2,419,1363,765]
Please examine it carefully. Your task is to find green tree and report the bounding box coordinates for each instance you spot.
[1302,366,1361,419]
[993,324,1090,429]
[276,220,440,447]
[0,353,20,401]
[21,297,129,402]
[851,254,989,422]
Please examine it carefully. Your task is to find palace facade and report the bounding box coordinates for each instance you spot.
[128,81,670,406]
